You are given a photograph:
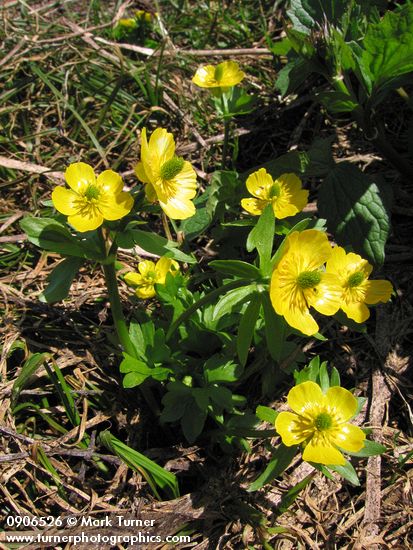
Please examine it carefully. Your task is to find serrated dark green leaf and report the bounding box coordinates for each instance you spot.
[287,0,347,34]
[39,257,82,303]
[318,162,391,265]
[204,355,243,383]
[316,90,358,113]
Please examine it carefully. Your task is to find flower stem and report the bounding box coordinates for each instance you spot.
[222,118,230,170]
[102,262,136,358]
[162,212,173,241]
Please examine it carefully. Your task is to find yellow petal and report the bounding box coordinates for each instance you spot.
[149,127,175,169]
[138,260,156,276]
[302,434,345,465]
[192,65,217,87]
[326,247,372,282]
[341,300,370,323]
[99,191,134,221]
[287,381,325,416]
[144,182,157,203]
[135,161,150,184]
[330,423,365,453]
[67,210,103,232]
[325,386,358,422]
[52,187,79,215]
[96,170,123,194]
[216,60,245,87]
[284,304,319,335]
[364,280,393,305]
[135,284,156,299]
[305,272,342,316]
[65,162,95,193]
[285,230,332,271]
[124,272,144,287]
[275,411,312,446]
[273,200,300,219]
[245,168,273,199]
[155,256,174,282]
[241,197,267,215]
[159,196,196,220]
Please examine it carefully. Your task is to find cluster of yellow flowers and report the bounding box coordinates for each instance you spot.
[270,229,393,336]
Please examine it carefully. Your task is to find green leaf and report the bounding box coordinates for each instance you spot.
[261,293,287,362]
[213,284,257,320]
[287,0,347,34]
[181,398,208,443]
[120,353,171,387]
[11,352,50,408]
[346,439,386,457]
[328,459,360,486]
[20,217,101,259]
[256,405,278,425]
[237,295,261,367]
[99,430,179,499]
[248,444,298,491]
[206,170,241,219]
[315,90,358,113]
[277,473,314,515]
[208,385,233,411]
[330,366,340,387]
[275,57,316,96]
[204,355,243,384]
[225,87,257,117]
[116,228,195,264]
[45,360,80,427]
[318,162,391,265]
[319,362,330,392]
[210,260,261,280]
[180,190,212,241]
[39,257,83,303]
[246,205,275,274]
[360,4,413,99]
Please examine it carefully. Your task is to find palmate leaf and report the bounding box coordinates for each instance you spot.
[360,3,413,99]
[287,0,348,34]
[318,162,391,266]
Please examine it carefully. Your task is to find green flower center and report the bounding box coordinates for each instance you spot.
[214,64,224,82]
[315,412,333,431]
[268,182,280,199]
[84,184,101,201]
[159,157,184,181]
[145,270,157,282]
[347,271,365,288]
[297,270,322,289]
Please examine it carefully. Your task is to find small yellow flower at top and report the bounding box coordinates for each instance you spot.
[135,9,155,22]
[135,127,197,220]
[124,257,179,299]
[275,380,366,465]
[325,246,393,323]
[192,60,245,90]
[52,162,134,233]
[241,169,309,218]
[270,230,342,336]
[118,18,138,29]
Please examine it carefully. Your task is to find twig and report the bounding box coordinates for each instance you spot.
[0,155,64,181]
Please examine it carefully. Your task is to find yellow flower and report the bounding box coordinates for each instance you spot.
[135,9,155,22]
[52,162,134,233]
[275,381,365,465]
[270,230,342,335]
[241,169,308,218]
[325,246,393,323]
[124,257,179,299]
[118,18,137,29]
[135,128,197,220]
[192,60,245,89]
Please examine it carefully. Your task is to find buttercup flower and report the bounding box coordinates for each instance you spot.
[192,60,245,89]
[270,230,342,335]
[135,128,197,220]
[52,162,133,232]
[275,380,365,465]
[135,10,155,22]
[326,246,393,323]
[118,18,138,29]
[124,257,179,299]
[241,169,308,218]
